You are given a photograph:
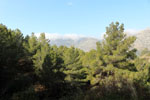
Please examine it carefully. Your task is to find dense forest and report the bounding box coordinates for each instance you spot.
[1,22,150,100]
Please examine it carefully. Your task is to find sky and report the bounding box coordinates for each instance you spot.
[0,0,150,38]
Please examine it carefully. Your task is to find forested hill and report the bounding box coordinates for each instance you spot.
[1,22,150,100]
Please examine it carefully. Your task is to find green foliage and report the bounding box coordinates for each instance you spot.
[11,87,38,100]
[63,47,87,83]
[83,22,150,100]
[0,24,26,97]
[97,22,137,70]
[32,33,50,73]
[1,22,150,100]
[23,33,39,56]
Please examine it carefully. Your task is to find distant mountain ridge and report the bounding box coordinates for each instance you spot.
[50,37,99,52]
[46,28,150,52]
[133,28,150,52]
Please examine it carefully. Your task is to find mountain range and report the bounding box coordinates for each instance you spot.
[48,28,150,52]
[50,37,99,52]
[133,28,150,52]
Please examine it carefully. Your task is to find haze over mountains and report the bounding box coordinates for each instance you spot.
[50,37,99,52]
[35,33,99,52]
[36,28,150,52]
[133,28,150,51]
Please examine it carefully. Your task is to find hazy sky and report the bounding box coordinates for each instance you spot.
[0,0,150,38]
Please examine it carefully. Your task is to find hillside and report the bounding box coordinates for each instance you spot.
[48,28,150,52]
[133,28,150,52]
[50,37,99,51]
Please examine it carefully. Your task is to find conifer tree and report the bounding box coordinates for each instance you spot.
[88,22,138,87]
[96,22,137,70]
[23,33,39,56]
[32,33,50,73]
[63,47,86,83]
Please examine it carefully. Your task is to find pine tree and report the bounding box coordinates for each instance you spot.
[23,33,39,56]
[32,33,50,73]
[89,22,137,86]
[97,22,137,70]
[0,24,31,99]
[63,47,86,83]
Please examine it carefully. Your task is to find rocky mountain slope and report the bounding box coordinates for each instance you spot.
[49,28,150,52]
[133,28,150,52]
[50,37,99,52]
